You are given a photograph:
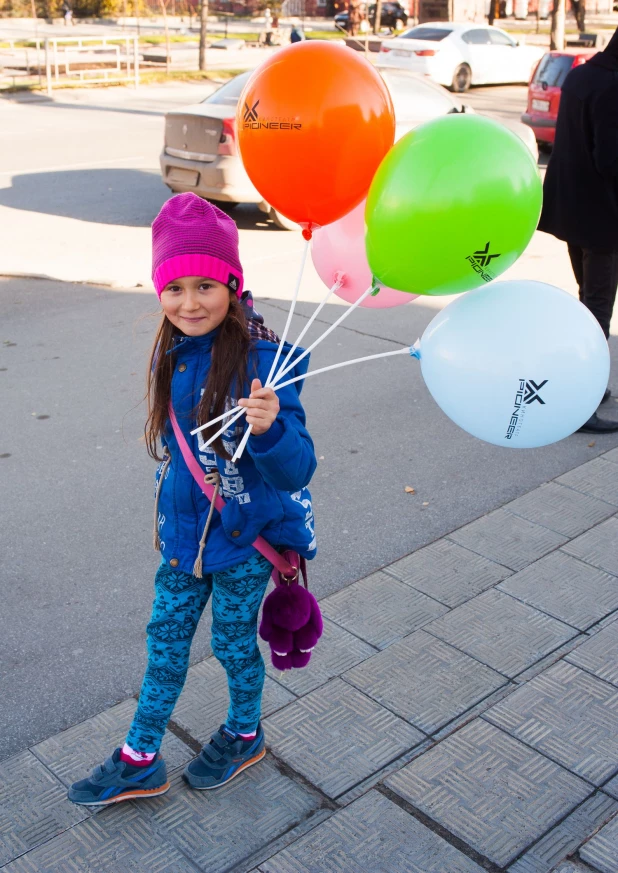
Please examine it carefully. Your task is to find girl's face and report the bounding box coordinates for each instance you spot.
[160,276,232,336]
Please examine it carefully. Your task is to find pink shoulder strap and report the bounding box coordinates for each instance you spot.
[168,404,294,578]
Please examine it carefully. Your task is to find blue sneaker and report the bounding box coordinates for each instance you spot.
[67,748,170,807]
[182,723,266,790]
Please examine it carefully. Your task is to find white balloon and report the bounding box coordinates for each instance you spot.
[420,280,610,448]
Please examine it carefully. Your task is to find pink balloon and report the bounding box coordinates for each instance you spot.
[311,200,417,309]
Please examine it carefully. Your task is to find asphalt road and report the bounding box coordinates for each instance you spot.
[2,81,618,760]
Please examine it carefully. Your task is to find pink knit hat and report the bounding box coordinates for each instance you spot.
[152,193,244,299]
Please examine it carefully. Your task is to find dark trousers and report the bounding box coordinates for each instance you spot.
[568,244,618,339]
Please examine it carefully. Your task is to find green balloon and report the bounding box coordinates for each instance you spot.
[365,114,542,296]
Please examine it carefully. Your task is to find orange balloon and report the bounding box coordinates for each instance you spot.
[237,41,395,237]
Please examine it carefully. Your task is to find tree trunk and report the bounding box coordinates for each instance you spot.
[570,0,585,32]
[159,0,170,75]
[199,0,207,71]
[373,0,383,34]
[550,0,565,51]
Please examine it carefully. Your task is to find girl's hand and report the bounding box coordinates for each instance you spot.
[238,378,280,436]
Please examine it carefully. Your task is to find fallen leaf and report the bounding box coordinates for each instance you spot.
[404,486,415,494]
[588,441,596,448]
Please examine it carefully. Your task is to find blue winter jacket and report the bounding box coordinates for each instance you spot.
[155,329,317,575]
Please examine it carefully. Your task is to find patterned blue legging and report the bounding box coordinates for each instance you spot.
[126,553,273,753]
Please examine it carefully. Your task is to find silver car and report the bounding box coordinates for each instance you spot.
[160,65,537,229]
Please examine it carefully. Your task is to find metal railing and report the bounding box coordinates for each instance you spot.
[42,36,140,95]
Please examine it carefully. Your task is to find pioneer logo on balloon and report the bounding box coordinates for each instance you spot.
[524,379,547,405]
[465,243,501,283]
[243,100,260,123]
[242,99,302,131]
[505,378,549,440]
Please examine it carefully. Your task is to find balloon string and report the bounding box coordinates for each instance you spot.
[266,238,310,387]
[271,345,416,392]
[230,237,310,464]
[191,343,419,439]
[197,406,247,449]
[191,404,241,435]
[271,283,375,388]
[231,415,252,463]
[191,260,323,438]
[272,275,344,384]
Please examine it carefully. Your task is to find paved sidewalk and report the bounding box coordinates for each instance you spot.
[2,449,618,872]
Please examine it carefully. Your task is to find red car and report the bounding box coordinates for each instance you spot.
[522,49,596,149]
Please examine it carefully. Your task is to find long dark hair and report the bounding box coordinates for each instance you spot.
[145,293,251,462]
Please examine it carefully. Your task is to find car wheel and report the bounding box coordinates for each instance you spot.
[451,64,472,93]
[270,207,298,231]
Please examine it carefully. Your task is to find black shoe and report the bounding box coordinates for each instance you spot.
[601,388,611,405]
[577,413,618,434]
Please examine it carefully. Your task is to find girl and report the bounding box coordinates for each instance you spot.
[68,193,317,805]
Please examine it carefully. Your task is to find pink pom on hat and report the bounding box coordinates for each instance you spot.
[152,193,244,299]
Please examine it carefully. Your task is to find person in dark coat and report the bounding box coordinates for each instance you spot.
[539,28,618,433]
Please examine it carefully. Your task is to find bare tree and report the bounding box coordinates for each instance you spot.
[159,0,171,75]
[488,0,500,25]
[199,0,207,71]
[550,0,565,51]
[373,0,383,34]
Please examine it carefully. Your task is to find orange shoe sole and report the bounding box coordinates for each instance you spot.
[186,747,266,790]
[75,782,171,806]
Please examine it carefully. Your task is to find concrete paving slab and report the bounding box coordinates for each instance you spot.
[31,698,193,787]
[383,537,512,607]
[263,678,424,800]
[507,792,618,873]
[423,589,577,678]
[133,759,322,873]
[550,863,599,873]
[319,571,448,650]
[603,773,618,801]
[343,629,506,734]
[448,509,568,572]
[172,654,295,746]
[562,517,618,578]
[565,619,618,687]
[557,458,618,507]
[602,446,618,464]
[483,661,618,786]
[504,482,616,538]
[0,750,87,867]
[258,789,485,873]
[260,618,376,699]
[0,801,197,872]
[497,550,618,631]
[385,719,592,868]
[579,813,618,873]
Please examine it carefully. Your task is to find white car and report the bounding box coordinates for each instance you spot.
[378,22,545,92]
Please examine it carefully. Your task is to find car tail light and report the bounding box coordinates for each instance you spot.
[414,49,436,56]
[218,118,236,156]
[380,45,391,52]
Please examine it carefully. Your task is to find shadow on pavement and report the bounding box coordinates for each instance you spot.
[0,92,166,117]
[0,168,166,225]
[0,167,293,231]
